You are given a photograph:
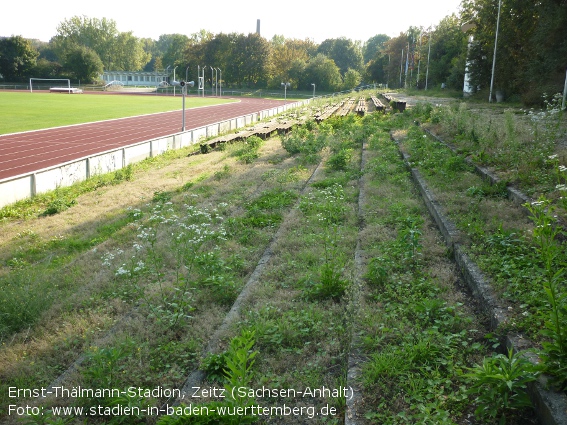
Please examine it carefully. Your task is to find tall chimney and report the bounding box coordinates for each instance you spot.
[256,19,260,36]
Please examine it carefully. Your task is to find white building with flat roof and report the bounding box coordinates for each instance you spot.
[101,70,169,86]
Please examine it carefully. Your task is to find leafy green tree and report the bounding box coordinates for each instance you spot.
[52,16,150,72]
[34,58,63,79]
[318,37,363,75]
[267,38,316,88]
[522,0,567,104]
[289,58,308,90]
[383,33,409,88]
[63,45,104,82]
[304,53,342,92]
[0,36,38,81]
[52,16,118,69]
[363,34,390,64]
[365,52,389,84]
[460,0,560,101]
[229,33,270,87]
[424,15,467,90]
[110,32,150,71]
[343,68,362,90]
[158,34,190,68]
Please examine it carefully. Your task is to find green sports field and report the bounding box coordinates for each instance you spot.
[0,91,235,135]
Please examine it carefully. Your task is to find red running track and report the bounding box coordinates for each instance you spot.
[0,97,287,181]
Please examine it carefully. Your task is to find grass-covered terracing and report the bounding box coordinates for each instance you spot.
[0,93,565,424]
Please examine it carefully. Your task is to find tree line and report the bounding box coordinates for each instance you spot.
[1,0,565,104]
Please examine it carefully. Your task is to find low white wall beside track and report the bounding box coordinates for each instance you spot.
[0,101,307,209]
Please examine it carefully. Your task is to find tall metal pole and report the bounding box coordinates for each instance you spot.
[173,66,178,96]
[165,65,170,95]
[387,54,390,88]
[489,0,502,103]
[417,32,422,87]
[210,66,214,96]
[200,65,207,97]
[404,43,409,89]
[281,82,289,101]
[399,49,404,88]
[214,68,218,96]
[562,68,567,110]
[182,84,186,131]
[218,68,222,97]
[425,33,431,91]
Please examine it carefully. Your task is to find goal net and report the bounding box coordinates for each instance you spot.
[29,78,70,92]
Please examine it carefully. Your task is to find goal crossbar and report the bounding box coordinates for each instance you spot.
[30,78,70,93]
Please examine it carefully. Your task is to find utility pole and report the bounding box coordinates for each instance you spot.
[425,31,431,91]
[562,68,567,110]
[489,0,502,103]
[400,49,404,88]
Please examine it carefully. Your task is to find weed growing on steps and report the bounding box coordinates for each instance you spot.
[281,120,331,163]
[355,117,536,424]
[103,200,229,328]
[421,97,565,198]
[159,329,259,425]
[525,198,567,390]
[527,93,565,155]
[464,349,539,425]
[299,183,350,301]
[548,154,567,214]
[235,135,264,164]
[0,269,55,337]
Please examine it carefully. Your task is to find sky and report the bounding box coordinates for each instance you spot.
[2,0,463,44]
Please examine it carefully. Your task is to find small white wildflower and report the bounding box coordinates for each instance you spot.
[133,261,145,272]
[115,265,129,276]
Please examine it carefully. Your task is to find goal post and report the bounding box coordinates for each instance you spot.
[29,78,70,93]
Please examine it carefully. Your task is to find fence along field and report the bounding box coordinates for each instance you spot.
[0,93,565,425]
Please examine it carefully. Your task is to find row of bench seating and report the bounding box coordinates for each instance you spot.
[200,93,409,154]
[370,95,385,112]
[315,103,342,122]
[199,119,296,153]
[382,94,406,112]
[355,98,368,116]
[336,98,356,117]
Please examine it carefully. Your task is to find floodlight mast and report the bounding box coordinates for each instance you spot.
[172,80,195,131]
[218,68,222,97]
[214,68,218,96]
[281,82,290,101]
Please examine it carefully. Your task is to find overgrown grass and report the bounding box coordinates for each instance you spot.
[0,130,318,423]
[0,97,556,424]
[356,116,495,424]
